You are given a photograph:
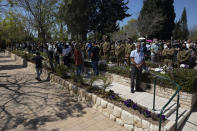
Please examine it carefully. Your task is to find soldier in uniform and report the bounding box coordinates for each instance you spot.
[125,41,135,66]
[119,41,125,65]
[177,43,192,67]
[115,42,122,66]
[103,40,111,61]
[162,42,175,68]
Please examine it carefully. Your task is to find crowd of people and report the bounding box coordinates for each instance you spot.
[13,38,196,92]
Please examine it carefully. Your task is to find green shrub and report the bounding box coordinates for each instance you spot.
[89,75,111,94]
[55,64,68,79]
[71,73,84,85]
[99,63,107,71]
[40,52,48,59]
[107,66,130,77]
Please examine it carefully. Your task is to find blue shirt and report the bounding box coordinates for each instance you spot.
[130,50,144,65]
[151,43,159,56]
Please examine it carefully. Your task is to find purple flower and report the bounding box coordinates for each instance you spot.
[132,104,137,110]
[111,95,115,99]
[124,99,132,107]
[158,114,166,120]
[144,110,151,117]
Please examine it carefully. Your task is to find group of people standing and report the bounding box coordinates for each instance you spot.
[13,38,196,93]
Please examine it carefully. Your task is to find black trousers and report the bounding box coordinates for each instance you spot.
[131,64,142,91]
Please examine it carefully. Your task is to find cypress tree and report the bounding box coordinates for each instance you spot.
[137,0,176,40]
[179,8,189,40]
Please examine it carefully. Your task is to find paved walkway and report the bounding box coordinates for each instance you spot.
[94,79,176,113]
[0,53,126,131]
[180,104,197,131]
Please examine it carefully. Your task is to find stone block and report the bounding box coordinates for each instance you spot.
[78,88,86,98]
[110,114,116,121]
[72,85,78,94]
[92,94,97,105]
[150,124,159,131]
[134,126,143,131]
[95,97,101,107]
[113,106,122,118]
[101,99,108,108]
[85,93,92,102]
[133,115,142,128]
[141,120,150,129]
[116,118,124,126]
[124,124,134,131]
[121,110,133,125]
[107,103,114,114]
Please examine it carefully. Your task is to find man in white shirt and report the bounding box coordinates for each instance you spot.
[130,42,145,93]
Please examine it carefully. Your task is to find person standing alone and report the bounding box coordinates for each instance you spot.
[130,42,145,93]
[32,52,44,81]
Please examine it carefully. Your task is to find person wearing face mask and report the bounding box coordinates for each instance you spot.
[130,42,145,93]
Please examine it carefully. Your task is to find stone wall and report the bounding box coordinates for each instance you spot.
[49,74,174,131]
[6,51,176,131]
[104,72,197,109]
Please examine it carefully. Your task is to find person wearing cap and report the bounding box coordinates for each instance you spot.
[130,42,145,93]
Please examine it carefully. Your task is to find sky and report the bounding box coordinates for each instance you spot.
[119,0,197,29]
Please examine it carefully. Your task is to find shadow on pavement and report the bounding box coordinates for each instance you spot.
[0,73,87,131]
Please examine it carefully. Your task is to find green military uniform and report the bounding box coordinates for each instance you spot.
[162,48,175,67]
[177,49,192,67]
[115,44,121,66]
[110,43,115,57]
[125,43,135,65]
[103,41,110,61]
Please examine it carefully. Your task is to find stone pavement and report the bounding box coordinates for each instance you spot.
[0,53,127,131]
[180,104,197,131]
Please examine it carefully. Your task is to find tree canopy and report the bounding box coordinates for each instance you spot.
[137,0,176,40]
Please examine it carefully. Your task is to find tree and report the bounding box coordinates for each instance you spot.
[137,0,176,40]
[0,11,29,48]
[89,0,130,37]
[111,19,138,41]
[59,0,130,41]
[189,25,197,40]
[59,0,93,41]
[12,0,58,72]
[179,8,189,40]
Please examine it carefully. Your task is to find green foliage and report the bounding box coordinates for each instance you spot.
[99,63,107,71]
[106,65,197,93]
[59,0,130,40]
[89,75,111,94]
[55,64,68,79]
[138,0,175,40]
[0,11,30,45]
[12,50,34,61]
[71,72,84,85]
[40,52,48,59]
[107,66,130,77]
[173,8,189,40]
[111,19,138,41]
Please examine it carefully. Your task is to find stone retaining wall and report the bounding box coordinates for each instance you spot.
[6,51,176,131]
[104,72,197,109]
